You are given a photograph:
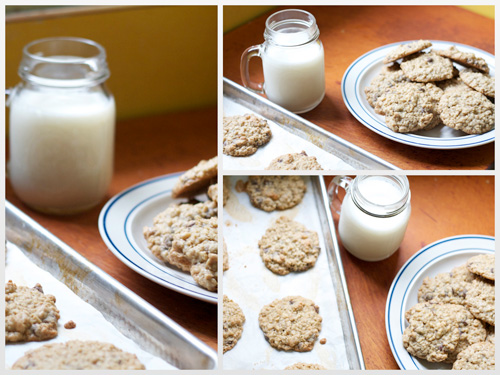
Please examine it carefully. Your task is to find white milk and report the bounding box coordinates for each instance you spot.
[9,87,115,214]
[338,176,411,261]
[262,41,325,114]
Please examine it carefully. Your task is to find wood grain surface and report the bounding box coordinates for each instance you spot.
[324,175,494,369]
[223,6,494,170]
[5,107,218,351]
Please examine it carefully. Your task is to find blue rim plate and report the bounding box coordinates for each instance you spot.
[98,173,217,304]
[342,41,495,149]
[385,234,494,369]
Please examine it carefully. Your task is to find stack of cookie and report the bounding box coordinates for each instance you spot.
[366,40,494,135]
[403,254,495,370]
[143,156,226,292]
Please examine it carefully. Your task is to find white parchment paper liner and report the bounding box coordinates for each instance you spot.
[222,176,349,370]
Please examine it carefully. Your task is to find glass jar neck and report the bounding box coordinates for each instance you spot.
[19,37,110,88]
[350,175,410,218]
[264,9,319,47]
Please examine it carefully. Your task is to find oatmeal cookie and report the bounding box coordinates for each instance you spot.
[222,177,230,206]
[223,114,272,157]
[259,296,322,352]
[464,277,495,326]
[258,216,320,275]
[459,68,495,98]
[223,295,245,353]
[207,183,218,204]
[436,77,472,93]
[466,254,495,281]
[171,156,217,198]
[435,46,490,73]
[285,363,326,370]
[486,324,495,344]
[11,340,145,370]
[5,281,60,343]
[439,88,495,134]
[383,39,432,64]
[222,239,229,271]
[364,63,410,108]
[417,264,474,305]
[452,341,495,370]
[265,151,323,170]
[245,176,306,212]
[400,52,454,82]
[375,82,443,133]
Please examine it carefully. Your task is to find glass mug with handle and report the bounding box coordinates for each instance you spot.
[328,175,411,261]
[240,9,325,114]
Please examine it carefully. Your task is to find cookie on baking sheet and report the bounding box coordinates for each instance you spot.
[403,303,461,362]
[171,156,218,199]
[258,216,320,275]
[258,296,322,352]
[265,151,323,171]
[285,363,327,370]
[11,340,145,370]
[245,176,306,212]
[223,114,272,157]
[466,253,495,281]
[5,281,60,343]
[459,68,495,98]
[452,342,495,370]
[434,45,490,73]
[375,82,443,133]
[400,52,454,82]
[464,277,495,326]
[383,39,432,64]
[364,63,410,108]
[418,264,474,306]
[223,295,245,353]
[439,88,495,134]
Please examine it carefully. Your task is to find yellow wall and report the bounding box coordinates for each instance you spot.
[460,5,494,19]
[223,6,275,33]
[6,6,217,120]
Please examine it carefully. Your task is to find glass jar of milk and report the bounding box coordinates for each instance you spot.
[241,9,325,113]
[7,37,115,214]
[329,175,411,261]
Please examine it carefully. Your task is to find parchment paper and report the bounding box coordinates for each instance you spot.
[223,98,354,171]
[222,176,350,370]
[5,242,176,370]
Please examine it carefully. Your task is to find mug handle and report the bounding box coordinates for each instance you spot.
[327,176,353,215]
[240,44,264,94]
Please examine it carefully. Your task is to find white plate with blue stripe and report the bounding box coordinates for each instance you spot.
[386,234,495,369]
[98,173,217,304]
[342,41,495,149]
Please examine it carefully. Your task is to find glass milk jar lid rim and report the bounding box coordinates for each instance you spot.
[264,9,319,47]
[351,175,411,218]
[19,37,110,87]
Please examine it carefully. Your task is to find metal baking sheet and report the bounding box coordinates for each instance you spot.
[223,78,398,170]
[5,201,217,370]
[222,176,364,370]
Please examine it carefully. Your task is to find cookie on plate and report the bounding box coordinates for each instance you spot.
[259,296,322,352]
[223,114,272,157]
[266,151,323,171]
[223,295,245,353]
[466,254,495,281]
[434,45,490,73]
[452,341,495,370]
[400,52,454,82]
[5,281,60,343]
[383,39,432,64]
[464,277,495,326]
[284,363,327,370]
[171,156,217,198]
[245,176,306,212]
[438,88,495,134]
[11,340,145,370]
[258,216,320,275]
[459,68,495,98]
[436,77,472,93]
[364,63,410,108]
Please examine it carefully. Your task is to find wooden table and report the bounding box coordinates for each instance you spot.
[223,6,494,170]
[6,107,218,351]
[324,175,494,369]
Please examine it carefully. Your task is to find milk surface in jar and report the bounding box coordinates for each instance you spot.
[7,37,115,214]
[336,175,411,261]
